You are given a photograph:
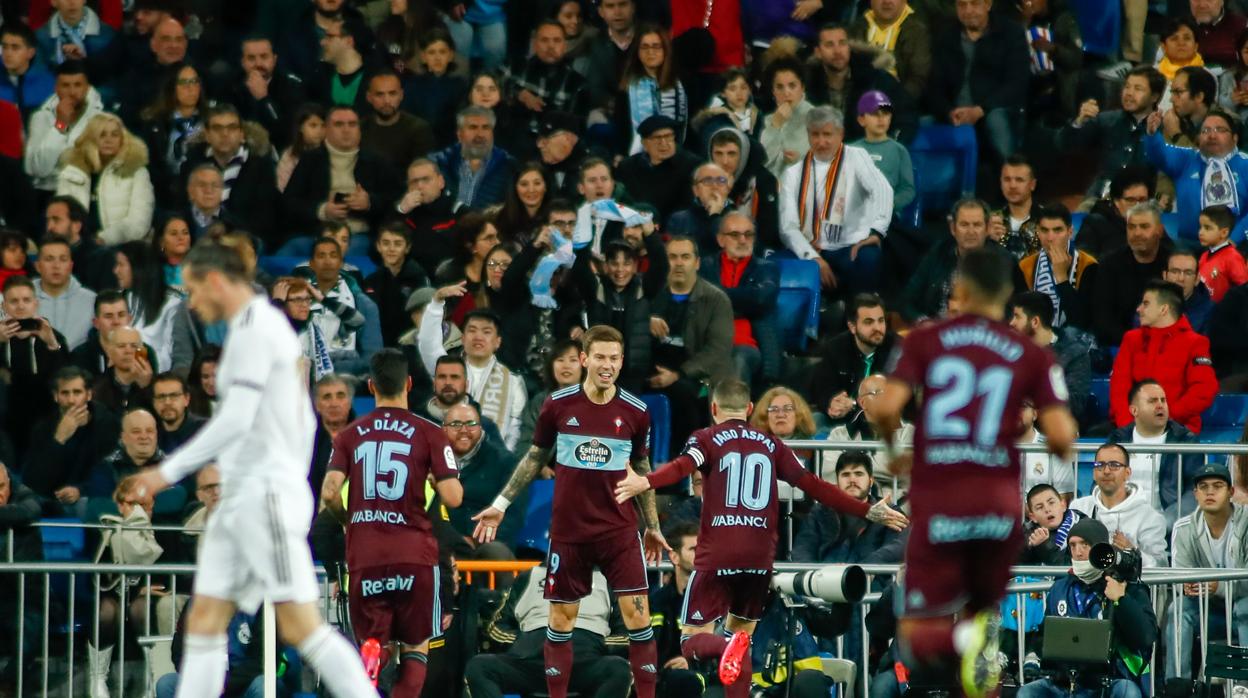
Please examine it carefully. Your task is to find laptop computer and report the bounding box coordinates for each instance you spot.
[1042,617,1114,664]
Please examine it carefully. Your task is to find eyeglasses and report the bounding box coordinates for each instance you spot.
[153,391,185,402]
[859,388,884,400]
[1202,126,1233,135]
[1166,268,1198,277]
[486,260,511,270]
[767,404,796,414]
[286,295,312,304]
[445,420,480,429]
[697,176,729,186]
[197,482,221,493]
[1092,460,1126,471]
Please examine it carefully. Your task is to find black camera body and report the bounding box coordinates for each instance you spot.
[1090,543,1143,582]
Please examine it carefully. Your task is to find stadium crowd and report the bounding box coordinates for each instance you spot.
[2,0,1248,696]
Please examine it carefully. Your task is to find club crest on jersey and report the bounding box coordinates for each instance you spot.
[614,417,623,433]
[574,439,613,467]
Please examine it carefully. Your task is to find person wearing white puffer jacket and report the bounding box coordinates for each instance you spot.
[1070,441,1170,568]
[55,113,155,246]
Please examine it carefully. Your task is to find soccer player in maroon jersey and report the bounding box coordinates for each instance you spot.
[471,325,670,698]
[320,349,464,696]
[874,247,1077,698]
[614,378,908,696]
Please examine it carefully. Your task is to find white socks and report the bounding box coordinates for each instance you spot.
[174,634,228,698]
[298,624,376,697]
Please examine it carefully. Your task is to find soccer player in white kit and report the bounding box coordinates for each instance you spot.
[133,242,375,698]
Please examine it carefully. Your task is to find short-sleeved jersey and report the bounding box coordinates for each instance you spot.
[889,315,1068,494]
[328,407,459,570]
[532,384,650,544]
[683,419,809,572]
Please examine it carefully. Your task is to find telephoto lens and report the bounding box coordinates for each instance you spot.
[771,565,868,603]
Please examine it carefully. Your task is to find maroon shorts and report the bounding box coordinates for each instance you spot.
[348,564,441,647]
[680,569,772,626]
[544,530,648,602]
[903,482,1023,618]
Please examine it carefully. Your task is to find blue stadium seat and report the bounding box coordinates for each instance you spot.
[1089,378,1109,417]
[775,288,813,353]
[898,165,922,229]
[517,478,555,554]
[353,396,375,417]
[1161,213,1182,240]
[908,124,978,213]
[774,257,821,351]
[640,393,672,462]
[258,255,302,278]
[1199,394,1248,443]
[1072,0,1121,57]
[346,255,377,277]
[40,518,86,561]
[1074,439,1101,497]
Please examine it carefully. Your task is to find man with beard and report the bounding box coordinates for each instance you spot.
[990,156,1040,260]
[418,354,470,423]
[1145,108,1248,241]
[1090,203,1174,347]
[45,196,113,291]
[360,72,435,175]
[666,162,735,250]
[151,372,204,452]
[227,36,307,152]
[1109,379,1203,524]
[805,23,917,143]
[1009,291,1092,427]
[1162,66,1216,147]
[503,21,588,148]
[432,106,516,209]
[810,293,897,424]
[440,402,523,551]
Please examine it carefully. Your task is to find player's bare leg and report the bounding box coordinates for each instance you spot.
[619,592,659,698]
[275,601,376,697]
[898,611,1002,698]
[545,600,581,698]
[679,616,757,696]
[174,595,236,698]
[391,640,430,698]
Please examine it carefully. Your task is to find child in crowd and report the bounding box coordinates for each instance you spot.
[402,27,468,144]
[1021,483,1085,566]
[850,90,915,217]
[0,231,29,289]
[1197,204,1248,302]
[693,68,761,137]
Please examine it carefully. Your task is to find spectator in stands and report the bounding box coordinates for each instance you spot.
[0,275,69,451]
[72,291,144,376]
[578,240,663,393]
[1160,21,1208,107]
[1192,0,1247,68]
[754,385,820,471]
[416,354,470,424]
[760,57,814,178]
[805,23,916,144]
[23,365,119,516]
[399,158,464,281]
[495,163,554,249]
[114,241,181,370]
[927,0,1029,163]
[583,0,636,109]
[779,106,893,295]
[286,105,400,250]
[1198,204,1248,302]
[1216,31,1248,130]
[0,22,55,119]
[1165,248,1215,335]
[276,104,324,193]
[151,372,202,452]
[852,91,915,218]
[849,0,930,102]
[1110,280,1218,433]
[811,293,897,424]
[441,401,523,549]
[1016,518,1155,698]
[360,71,434,176]
[1148,108,1248,245]
[705,123,782,252]
[311,16,375,113]
[1076,166,1155,259]
[303,237,366,375]
[614,25,685,156]
[431,105,515,210]
[465,562,631,698]
[698,212,780,389]
[57,113,155,246]
[178,103,278,246]
[666,161,734,248]
[24,60,103,195]
[309,373,351,499]
[1168,462,1248,679]
[535,112,588,202]
[1060,68,1165,207]
[92,325,154,414]
[34,0,117,82]
[186,344,218,418]
[0,459,41,692]
[794,450,904,564]
[1010,0,1083,125]
[990,156,1040,260]
[34,234,96,351]
[138,61,206,201]
[88,407,186,521]
[1017,204,1097,330]
[1021,484,1084,565]
[154,213,189,292]
[1164,65,1217,147]
[181,164,232,240]
[1009,291,1093,427]
[649,235,734,445]
[1017,400,1078,503]
[902,198,1016,321]
[1111,379,1203,525]
[503,20,587,147]
[691,67,761,142]
[375,0,439,76]
[401,29,468,146]
[1071,442,1170,567]
[282,0,374,86]
[1092,203,1175,347]
[821,374,912,491]
[363,222,428,347]
[229,36,307,153]
[514,337,582,461]
[616,115,699,224]
[648,520,703,698]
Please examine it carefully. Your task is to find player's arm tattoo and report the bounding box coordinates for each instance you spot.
[631,457,661,528]
[500,445,552,502]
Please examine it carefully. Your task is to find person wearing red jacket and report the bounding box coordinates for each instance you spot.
[1110,280,1219,433]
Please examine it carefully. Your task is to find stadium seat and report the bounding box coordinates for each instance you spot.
[346,255,377,277]
[1074,439,1101,497]
[1071,212,1086,234]
[1161,213,1182,241]
[640,393,672,463]
[898,165,922,229]
[258,255,302,278]
[1199,393,1248,444]
[353,396,375,417]
[774,256,821,351]
[908,124,978,213]
[517,478,556,554]
[40,519,86,561]
[1071,0,1121,57]
[1089,378,1109,418]
[775,287,814,352]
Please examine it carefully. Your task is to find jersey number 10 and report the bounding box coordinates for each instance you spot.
[355,441,412,501]
[719,452,772,511]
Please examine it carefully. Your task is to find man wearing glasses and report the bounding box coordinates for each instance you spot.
[178,103,278,245]
[1163,249,1214,334]
[1145,107,1248,241]
[152,371,204,452]
[441,402,525,551]
[667,162,735,249]
[616,115,700,223]
[1070,442,1169,567]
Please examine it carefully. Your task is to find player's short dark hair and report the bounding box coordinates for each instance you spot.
[1025,483,1060,509]
[52,365,91,391]
[434,354,466,372]
[1200,204,1236,232]
[662,518,699,548]
[1011,291,1054,330]
[581,325,624,354]
[1143,279,1184,319]
[1109,165,1156,200]
[3,275,33,295]
[369,348,409,399]
[711,379,751,412]
[94,289,127,315]
[463,308,501,332]
[1127,378,1163,405]
[834,450,873,475]
[1034,203,1071,229]
[1095,441,1130,464]
[956,247,1014,303]
[848,293,884,323]
[183,240,254,283]
[152,371,188,393]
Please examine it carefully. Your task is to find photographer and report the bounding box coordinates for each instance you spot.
[1018,519,1156,698]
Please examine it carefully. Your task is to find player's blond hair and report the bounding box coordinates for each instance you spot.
[581,325,624,355]
[712,379,751,412]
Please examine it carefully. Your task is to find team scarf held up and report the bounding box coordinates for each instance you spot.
[796,145,846,248]
[1032,241,1084,327]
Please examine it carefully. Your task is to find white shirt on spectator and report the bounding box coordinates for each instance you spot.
[779,143,893,259]
[1130,428,1167,511]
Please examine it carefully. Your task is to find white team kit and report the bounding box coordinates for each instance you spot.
[158,296,321,613]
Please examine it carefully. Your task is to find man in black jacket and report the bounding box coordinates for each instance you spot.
[615,116,700,224]
[578,240,664,393]
[71,291,155,378]
[398,158,464,280]
[1075,166,1155,260]
[0,276,69,455]
[225,36,307,152]
[537,112,593,201]
[1090,202,1173,348]
[706,123,781,253]
[810,293,897,423]
[44,196,114,292]
[805,24,917,144]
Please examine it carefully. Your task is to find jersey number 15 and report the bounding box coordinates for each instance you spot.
[719,452,772,511]
[355,441,411,501]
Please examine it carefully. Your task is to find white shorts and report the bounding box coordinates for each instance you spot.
[194,483,320,614]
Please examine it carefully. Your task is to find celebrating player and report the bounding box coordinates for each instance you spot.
[321,348,463,695]
[875,246,1077,698]
[614,378,908,696]
[471,325,667,698]
[131,242,376,698]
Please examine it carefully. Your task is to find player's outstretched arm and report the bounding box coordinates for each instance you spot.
[156,383,267,485]
[615,455,696,503]
[471,444,551,543]
[630,457,674,562]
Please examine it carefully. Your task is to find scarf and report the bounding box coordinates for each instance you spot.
[469,356,514,430]
[167,114,200,170]
[1052,509,1078,550]
[310,321,334,380]
[530,231,576,309]
[1201,151,1240,211]
[1072,559,1104,585]
[627,77,688,154]
[52,12,90,63]
[864,5,915,57]
[1158,52,1204,81]
[796,146,846,248]
[219,145,249,202]
[574,199,651,256]
[1032,242,1082,326]
[1026,25,1054,73]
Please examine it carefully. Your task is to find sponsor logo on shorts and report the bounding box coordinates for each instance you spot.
[575,439,613,466]
[710,514,769,528]
[361,574,415,596]
[927,514,1014,543]
[350,509,409,525]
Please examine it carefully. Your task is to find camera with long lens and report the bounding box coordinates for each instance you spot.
[772,565,867,603]
[1090,543,1143,582]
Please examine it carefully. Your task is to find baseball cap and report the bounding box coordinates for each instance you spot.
[638,115,679,138]
[404,286,436,313]
[857,90,893,115]
[1068,518,1110,547]
[538,111,581,138]
[1193,462,1233,487]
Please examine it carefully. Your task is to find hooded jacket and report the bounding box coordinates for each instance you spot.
[24,85,105,191]
[1071,484,1170,567]
[56,127,155,246]
[1171,503,1248,601]
[178,122,279,246]
[1109,316,1218,433]
[703,120,782,251]
[34,276,96,350]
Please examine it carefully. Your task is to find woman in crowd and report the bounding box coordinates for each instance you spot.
[138,62,205,201]
[188,344,220,419]
[1218,31,1248,139]
[495,163,553,250]
[114,241,181,370]
[553,0,597,76]
[751,386,818,467]
[272,276,336,379]
[1156,16,1203,84]
[376,0,443,75]
[153,213,191,293]
[435,213,510,326]
[514,337,584,471]
[276,104,326,192]
[56,113,155,246]
[615,25,687,154]
[760,57,814,178]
